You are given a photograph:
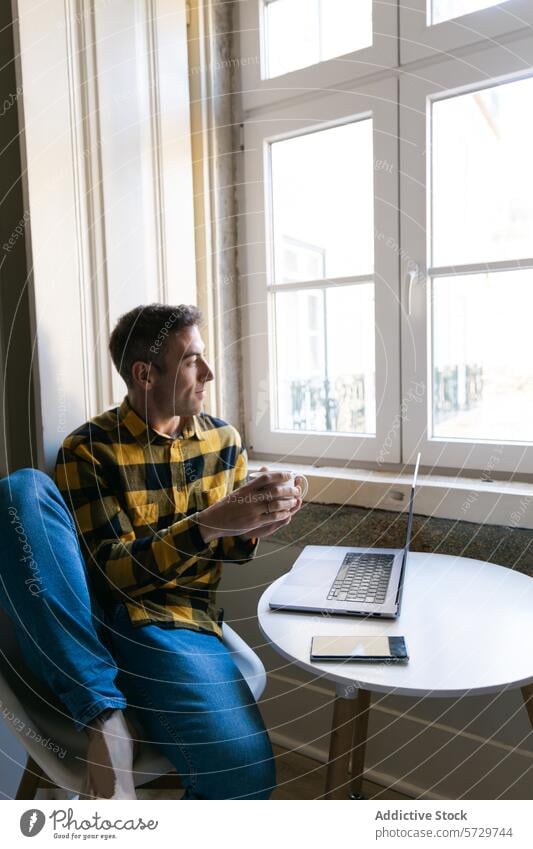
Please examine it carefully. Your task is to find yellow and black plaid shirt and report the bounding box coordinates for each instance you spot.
[54,396,259,638]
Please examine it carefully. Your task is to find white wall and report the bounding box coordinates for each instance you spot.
[14,0,196,472]
[0,0,196,798]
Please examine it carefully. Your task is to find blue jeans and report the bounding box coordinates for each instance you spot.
[0,468,275,799]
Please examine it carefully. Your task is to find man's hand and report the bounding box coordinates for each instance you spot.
[237,466,304,541]
[195,466,303,544]
[237,500,301,540]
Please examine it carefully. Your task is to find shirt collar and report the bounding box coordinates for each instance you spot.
[118,396,206,446]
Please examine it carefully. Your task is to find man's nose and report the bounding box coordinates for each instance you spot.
[201,360,214,383]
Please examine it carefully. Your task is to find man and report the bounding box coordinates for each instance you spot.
[0,303,303,799]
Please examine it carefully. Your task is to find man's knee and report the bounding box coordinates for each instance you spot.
[0,468,54,510]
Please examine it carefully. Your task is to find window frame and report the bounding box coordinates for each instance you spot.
[236,0,398,113]
[399,0,533,65]
[399,34,533,473]
[236,2,533,476]
[239,78,401,464]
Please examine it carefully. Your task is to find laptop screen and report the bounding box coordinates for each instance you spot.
[402,452,421,568]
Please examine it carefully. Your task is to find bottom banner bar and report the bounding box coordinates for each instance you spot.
[3,799,532,848]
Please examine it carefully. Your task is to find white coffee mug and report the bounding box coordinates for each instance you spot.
[283,470,309,499]
[247,469,308,499]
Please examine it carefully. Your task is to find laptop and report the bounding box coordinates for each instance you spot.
[269,453,421,619]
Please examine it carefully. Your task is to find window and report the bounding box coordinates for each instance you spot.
[263,0,372,78]
[237,2,533,473]
[240,80,400,463]
[431,78,533,267]
[431,271,533,443]
[268,120,376,436]
[270,121,374,282]
[400,35,533,472]
[237,0,396,112]
[431,0,509,25]
[400,0,533,63]
[274,284,376,436]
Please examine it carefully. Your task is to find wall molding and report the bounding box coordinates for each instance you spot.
[268,730,447,800]
[145,0,167,307]
[269,671,533,763]
[71,0,111,416]
[65,0,97,420]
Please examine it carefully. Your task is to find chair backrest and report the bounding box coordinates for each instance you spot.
[0,606,85,788]
[221,623,267,702]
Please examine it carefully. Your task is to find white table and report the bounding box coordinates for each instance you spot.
[258,552,533,799]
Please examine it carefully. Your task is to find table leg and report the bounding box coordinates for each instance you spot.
[324,692,359,799]
[349,688,372,799]
[521,684,533,727]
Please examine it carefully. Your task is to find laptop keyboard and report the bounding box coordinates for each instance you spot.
[327,552,395,605]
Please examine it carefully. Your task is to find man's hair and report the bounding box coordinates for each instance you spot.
[109,303,203,387]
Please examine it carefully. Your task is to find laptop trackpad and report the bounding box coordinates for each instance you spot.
[282,561,335,589]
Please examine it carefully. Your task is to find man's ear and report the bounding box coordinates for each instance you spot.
[131,360,156,389]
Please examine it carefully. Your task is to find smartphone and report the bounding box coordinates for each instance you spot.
[310,635,408,662]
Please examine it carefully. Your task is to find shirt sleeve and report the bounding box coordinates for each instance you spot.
[54,440,219,604]
[211,441,260,564]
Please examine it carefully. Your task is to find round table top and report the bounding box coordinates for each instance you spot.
[257,552,533,697]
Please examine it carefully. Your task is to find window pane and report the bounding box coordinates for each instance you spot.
[270,120,374,284]
[264,0,372,79]
[432,0,508,25]
[432,270,533,443]
[432,77,533,267]
[274,285,376,434]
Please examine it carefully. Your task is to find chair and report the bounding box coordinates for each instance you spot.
[0,605,267,799]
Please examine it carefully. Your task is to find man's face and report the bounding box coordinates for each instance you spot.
[150,325,214,417]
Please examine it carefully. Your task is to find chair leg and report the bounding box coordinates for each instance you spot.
[16,756,44,800]
[521,684,533,728]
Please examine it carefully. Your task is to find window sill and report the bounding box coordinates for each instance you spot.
[248,460,533,530]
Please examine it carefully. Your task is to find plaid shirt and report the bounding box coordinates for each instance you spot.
[54,396,259,638]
